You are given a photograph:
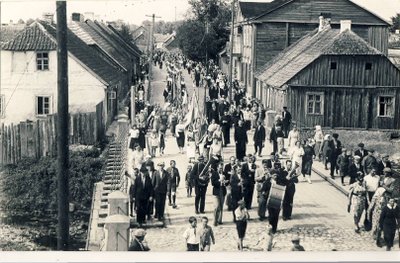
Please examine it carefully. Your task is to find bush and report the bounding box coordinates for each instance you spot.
[1,147,105,222]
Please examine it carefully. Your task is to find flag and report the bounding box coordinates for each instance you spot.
[184,93,199,128]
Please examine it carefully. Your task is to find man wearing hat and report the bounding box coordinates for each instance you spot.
[282,106,292,138]
[129,229,150,251]
[132,166,154,225]
[348,155,364,185]
[329,133,342,179]
[191,156,209,214]
[377,154,391,176]
[354,143,368,162]
[290,235,305,251]
[234,120,248,161]
[152,162,169,221]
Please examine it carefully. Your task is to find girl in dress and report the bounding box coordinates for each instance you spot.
[291,141,304,175]
[148,129,159,157]
[287,125,300,155]
[234,200,250,251]
[175,119,186,154]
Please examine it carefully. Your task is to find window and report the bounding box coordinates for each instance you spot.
[0,95,4,118]
[36,96,51,116]
[306,93,324,115]
[365,62,372,70]
[36,52,49,70]
[378,96,394,117]
[330,62,337,70]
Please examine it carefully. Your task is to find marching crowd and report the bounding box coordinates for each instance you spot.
[126,50,400,252]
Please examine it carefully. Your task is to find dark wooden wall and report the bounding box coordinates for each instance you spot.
[289,55,400,87]
[287,86,400,130]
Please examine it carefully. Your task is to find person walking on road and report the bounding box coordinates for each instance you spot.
[234,120,248,161]
[234,200,250,251]
[152,162,169,221]
[175,119,186,154]
[241,155,257,209]
[301,139,315,184]
[191,156,209,214]
[348,176,369,233]
[185,165,194,197]
[253,121,266,157]
[199,216,215,251]
[282,106,292,138]
[132,166,154,226]
[211,163,229,226]
[282,160,299,221]
[379,197,400,251]
[166,160,180,209]
[255,160,272,220]
[183,216,200,251]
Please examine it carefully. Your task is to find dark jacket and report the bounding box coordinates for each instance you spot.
[191,161,207,186]
[129,238,150,251]
[234,125,248,144]
[166,167,181,186]
[132,174,153,200]
[354,149,368,161]
[241,163,256,186]
[211,170,229,196]
[152,170,169,194]
[282,110,292,126]
[253,125,266,144]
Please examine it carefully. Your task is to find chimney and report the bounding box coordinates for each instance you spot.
[84,12,95,21]
[318,16,331,32]
[72,13,84,22]
[42,12,54,24]
[340,20,352,33]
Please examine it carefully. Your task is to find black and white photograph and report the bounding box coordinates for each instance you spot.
[1,0,400,257]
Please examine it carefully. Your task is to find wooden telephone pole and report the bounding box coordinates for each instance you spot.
[228,0,236,103]
[145,14,161,102]
[56,0,69,251]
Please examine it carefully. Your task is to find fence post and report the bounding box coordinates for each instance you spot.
[103,214,130,251]
[107,191,129,216]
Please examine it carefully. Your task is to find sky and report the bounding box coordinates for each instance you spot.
[1,0,400,25]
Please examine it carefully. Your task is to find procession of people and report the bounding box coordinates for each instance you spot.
[127,50,400,252]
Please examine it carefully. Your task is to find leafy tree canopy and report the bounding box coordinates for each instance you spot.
[391,13,400,33]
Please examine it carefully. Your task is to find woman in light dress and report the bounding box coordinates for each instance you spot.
[313,125,324,161]
[287,124,300,155]
[209,137,223,159]
[290,141,304,175]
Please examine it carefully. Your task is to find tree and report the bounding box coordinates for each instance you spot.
[390,13,400,33]
[177,0,231,62]
[118,23,133,43]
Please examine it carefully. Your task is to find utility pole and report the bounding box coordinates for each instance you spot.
[56,0,69,251]
[228,0,236,103]
[130,85,136,123]
[145,14,161,102]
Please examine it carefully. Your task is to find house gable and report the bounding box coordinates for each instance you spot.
[253,0,389,26]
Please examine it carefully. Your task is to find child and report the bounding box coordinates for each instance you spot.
[234,200,250,251]
[185,165,193,197]
[183,216,199,251]
[336,148,349,186]
[290,235,305,251]
[199,216,215,251]
[148,129,159,157]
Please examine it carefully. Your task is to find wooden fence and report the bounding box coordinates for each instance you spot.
[0,110,105,165]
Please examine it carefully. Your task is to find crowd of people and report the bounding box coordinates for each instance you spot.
[126,50,400,252]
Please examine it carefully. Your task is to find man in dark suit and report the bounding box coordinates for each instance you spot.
[234,120,248,161]
[152,162,169,221]
[330,133,342,179]
[241,155,257,209]
[211,163,229,226]
[220,110,231,147]
[132,166,154,225]
[253,121,266,157]
[191,156,209,214]
[282,107,292,138]
[354,143,368,162]
[362,150,378,175]
[207,102,220,124]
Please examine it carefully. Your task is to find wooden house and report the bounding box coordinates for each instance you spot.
[132,25,150,52]
[0,20,126,126]
[233,0,390,97]
[254,21,400,130]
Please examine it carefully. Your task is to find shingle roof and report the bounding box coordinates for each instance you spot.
[39,21,124,86]
[239,0,291,20]
[69,21,131,71]
[104,23,142,56]
[255,27,382,87]
[1,22,57,51]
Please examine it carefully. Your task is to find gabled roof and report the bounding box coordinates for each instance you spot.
[255,27,382,87]
[250,0,389,26]
[39,21,124,86]
[132,25,147,37]
[154,33,171,43]
[1,22,57,51]
[69,20,131,71]
[238,0,289,20]
[98,22,142,57]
